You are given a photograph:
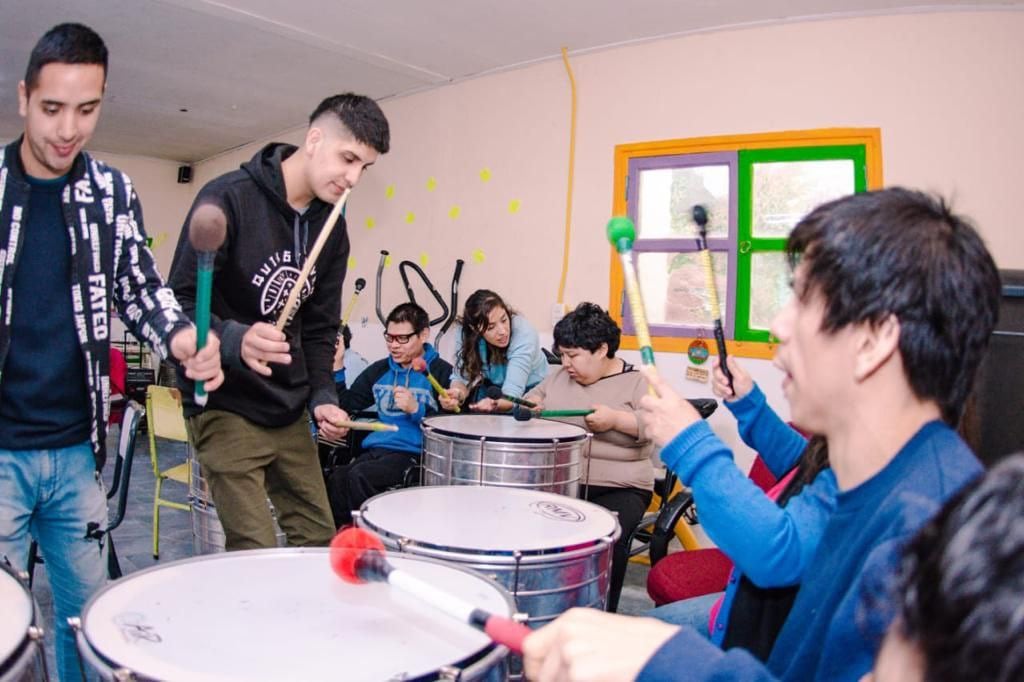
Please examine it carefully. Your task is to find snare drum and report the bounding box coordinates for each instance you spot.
[357,486,620,626]
[188,448,286,553]
[0,562,48,682]
[72,549,512,681]
[421,415,590,497]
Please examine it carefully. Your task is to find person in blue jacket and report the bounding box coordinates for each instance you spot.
[447,289,548,410]
[522,188,999,682]
[648,355,835,662]
[326,303,458,526]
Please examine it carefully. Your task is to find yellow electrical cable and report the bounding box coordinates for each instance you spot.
[557,46,577,307]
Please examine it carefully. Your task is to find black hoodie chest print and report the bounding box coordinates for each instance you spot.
[252,250,316,317]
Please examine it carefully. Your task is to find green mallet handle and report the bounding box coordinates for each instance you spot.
[194,252,214,406]
[540,409,595,417]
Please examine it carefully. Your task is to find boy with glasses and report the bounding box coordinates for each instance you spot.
[327,303,458,526]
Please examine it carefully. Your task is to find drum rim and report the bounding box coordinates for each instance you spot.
[422,414,589,443]
[358,487,622,562]
[0,562,38,677]
[76,548,514,681]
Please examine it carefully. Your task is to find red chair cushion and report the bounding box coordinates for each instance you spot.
[647,548,733,606]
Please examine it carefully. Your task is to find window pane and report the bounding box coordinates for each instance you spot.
[637,165,730,239]
[751,159,854,237]
[637,251,728,328]
[749,251,792,331]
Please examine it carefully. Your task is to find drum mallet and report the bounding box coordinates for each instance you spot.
[606,216,657,394]
[329,419,399,432]
[485,385,536,409]
[330,527,531,654]
[188,203,227,407]
[411,357,460,413]
[512,405,594,421]
[692,205,734,395]
[341,277,366,326]
[275,188,351,331]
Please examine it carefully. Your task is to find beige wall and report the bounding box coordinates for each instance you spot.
[138,10,1024,475]
[90,151,196,275]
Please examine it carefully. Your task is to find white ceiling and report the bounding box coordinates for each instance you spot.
[1,0,1017,162]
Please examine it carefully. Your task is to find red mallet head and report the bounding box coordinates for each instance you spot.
[411,357,428,373]
[329,527,387,584]
[188,203,227,253]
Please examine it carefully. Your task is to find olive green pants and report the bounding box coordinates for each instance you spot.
[187,410,335,550]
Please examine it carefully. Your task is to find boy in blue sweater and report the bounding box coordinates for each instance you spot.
[522,188,1000,682]
[327,303,457,526]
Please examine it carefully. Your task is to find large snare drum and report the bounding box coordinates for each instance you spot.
[421,415,590,497]
[357,486,619,626]
[0,562,47,682]
[188,448,286,553]
[73,549,512,681]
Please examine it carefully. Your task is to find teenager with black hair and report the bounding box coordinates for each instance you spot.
[524,188,1000,682]
[169,93,390,550]
[867,453,1024,682]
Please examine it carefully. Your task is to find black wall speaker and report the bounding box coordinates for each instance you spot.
[177,165,193,184]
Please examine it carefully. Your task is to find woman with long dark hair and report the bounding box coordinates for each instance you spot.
[448,289,548,410]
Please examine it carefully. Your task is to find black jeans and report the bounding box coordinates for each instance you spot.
[584,484,654,613]
[326,448,417,527]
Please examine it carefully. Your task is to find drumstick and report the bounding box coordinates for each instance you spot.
[330,528,530,654]
[341,278,366,326]
[329,419,399,432]
[606,216,657,394]
[411,357,460,413]
[512,405,594,421]
[188,203,227,406]
[691,205,734,395]
[485,385,536,409]
[275,188,351,331]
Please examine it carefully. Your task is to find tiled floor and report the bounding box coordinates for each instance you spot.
[27,427,656,677]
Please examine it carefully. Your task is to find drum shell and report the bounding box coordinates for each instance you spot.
[188,449,286,553]
[0,564,47,682]
[72,549,511,682]
[421,417,590,497]
[356,487,618,627]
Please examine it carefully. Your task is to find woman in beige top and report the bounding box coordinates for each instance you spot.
[525,302,654,612]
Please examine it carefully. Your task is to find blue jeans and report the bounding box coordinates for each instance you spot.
[0,442,108,682]
[644,592,724,638]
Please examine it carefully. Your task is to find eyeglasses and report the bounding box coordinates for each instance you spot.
[383,332,416,345]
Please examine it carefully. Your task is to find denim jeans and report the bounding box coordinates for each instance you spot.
[0,441,108,682]
[644,592,724,638]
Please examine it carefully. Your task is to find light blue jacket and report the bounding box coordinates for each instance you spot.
[452,314,548,397]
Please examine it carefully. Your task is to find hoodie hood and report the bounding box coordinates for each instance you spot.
[241,143,332,224]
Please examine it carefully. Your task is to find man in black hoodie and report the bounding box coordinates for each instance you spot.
[169,94,390,550]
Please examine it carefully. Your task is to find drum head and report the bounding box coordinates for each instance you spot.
[422,414,587,443]
[360,487,619,554]
[0,567,33,666]
[79,549,510,681]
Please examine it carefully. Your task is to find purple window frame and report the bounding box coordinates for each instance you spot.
[620,151,738,339]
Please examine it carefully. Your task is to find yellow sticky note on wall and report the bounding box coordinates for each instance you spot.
[472,249,486,264]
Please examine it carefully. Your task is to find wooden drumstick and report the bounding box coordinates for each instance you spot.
[607,216,657,394]
[274,188,351,331]
[329,419,398,432]
[692,205,734,395]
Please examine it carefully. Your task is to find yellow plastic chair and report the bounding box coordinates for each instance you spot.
[147,385,191,558]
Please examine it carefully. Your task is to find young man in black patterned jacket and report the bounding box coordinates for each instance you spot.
[0,24,223,681]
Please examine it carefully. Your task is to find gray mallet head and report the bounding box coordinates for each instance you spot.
[354,278,366,292]
[691,205,709,228]
[512,404,533,422]
[188,203,227,253]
